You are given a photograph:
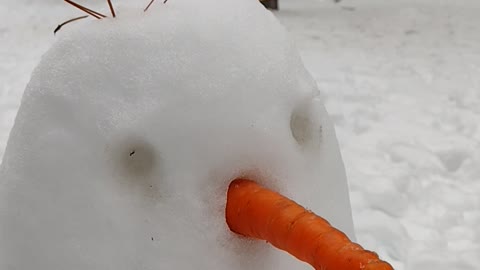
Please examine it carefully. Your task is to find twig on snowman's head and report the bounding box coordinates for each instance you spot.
[54,15,89,35]
[107,0,116,18]
[144,0,155,12]
[64,0,107,19]
[144,0,169,12]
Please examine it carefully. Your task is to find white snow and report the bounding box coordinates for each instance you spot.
[1,0,480,270]
[0,0,354,269]
[276,1,480,269]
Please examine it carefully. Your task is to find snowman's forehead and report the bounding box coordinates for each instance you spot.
[27,2,316,117]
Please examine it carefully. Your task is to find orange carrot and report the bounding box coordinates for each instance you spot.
[226,179,394,270]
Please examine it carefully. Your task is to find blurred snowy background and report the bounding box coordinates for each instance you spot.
[1,0,479,269]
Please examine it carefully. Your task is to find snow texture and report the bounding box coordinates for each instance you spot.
[1,0,480,269]
[0,0,355,269]
[276,1,480,269]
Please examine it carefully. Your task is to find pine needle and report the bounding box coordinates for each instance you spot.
[107,0,116,18]
[64,0,107,19]
[54,15,89,35]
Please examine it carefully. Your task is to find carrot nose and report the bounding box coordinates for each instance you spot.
[225,179,394,270]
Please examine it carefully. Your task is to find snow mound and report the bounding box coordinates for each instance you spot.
[0,0,354,269]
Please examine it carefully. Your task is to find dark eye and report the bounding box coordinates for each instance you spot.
[106,133,161,196]
[121,138,156,178]
[107,135,157,179]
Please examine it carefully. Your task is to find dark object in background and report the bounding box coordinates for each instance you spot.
[261,0,278,10]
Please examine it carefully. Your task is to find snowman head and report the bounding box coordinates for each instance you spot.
[0,0,355,269]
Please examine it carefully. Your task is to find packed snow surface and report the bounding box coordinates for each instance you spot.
[1,0,355,269]
[1,0,480,270]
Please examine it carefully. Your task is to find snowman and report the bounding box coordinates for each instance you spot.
[0,0,391,269]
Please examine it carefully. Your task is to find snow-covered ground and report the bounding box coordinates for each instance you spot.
[277,1,480,269]
[1,0,479,269]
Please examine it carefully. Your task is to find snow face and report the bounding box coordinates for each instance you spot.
[0,0,355,269]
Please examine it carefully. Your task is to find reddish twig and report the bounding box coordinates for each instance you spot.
[64,0,107,19]
[144,0,169,12]
[144,0,155,12]
[54,15,89,35]
[107,0,116,18]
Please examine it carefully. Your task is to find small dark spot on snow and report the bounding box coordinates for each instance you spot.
[341,6,356,11]
[405,29,418,35]
[109,135,158,188]
[437,150,469,172]
[151,237,154,241]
